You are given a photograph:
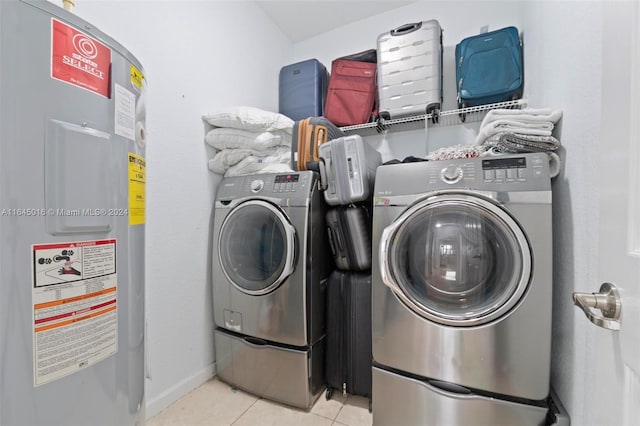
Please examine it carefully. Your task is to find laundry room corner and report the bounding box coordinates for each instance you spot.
[46,0,293,418]
[22,1,637,424]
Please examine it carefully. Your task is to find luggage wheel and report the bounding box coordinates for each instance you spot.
[430,108,440,124]
[368,398,372,413]
[325,388,334,400]
[459,103,468,123]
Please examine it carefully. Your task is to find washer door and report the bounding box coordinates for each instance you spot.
[218,200,296,295]
[379,194,531,326]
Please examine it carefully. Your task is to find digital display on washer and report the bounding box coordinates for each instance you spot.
[482,157,526,170]
[274,174,300,183]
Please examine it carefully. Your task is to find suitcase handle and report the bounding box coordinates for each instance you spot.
[390,22,422,36]
[318,159,328,191]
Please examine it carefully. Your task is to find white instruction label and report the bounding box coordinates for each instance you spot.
[114,83,136,141]
[32,239,118,387]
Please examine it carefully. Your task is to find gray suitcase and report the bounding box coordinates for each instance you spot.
[326,205,371,271]
[318,135,381,206]
[377,20,443,121]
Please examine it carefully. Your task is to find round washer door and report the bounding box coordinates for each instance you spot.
[379,193,532,326]
[218,200,296,295]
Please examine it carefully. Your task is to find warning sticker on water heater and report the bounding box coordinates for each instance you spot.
[31,239,118,387]
[51,19,111,98]
[128,153,146,225]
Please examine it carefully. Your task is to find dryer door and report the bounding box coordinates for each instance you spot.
[218,200,296,295]
[379,194,531,326]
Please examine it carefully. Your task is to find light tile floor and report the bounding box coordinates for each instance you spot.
[147,378,372,426]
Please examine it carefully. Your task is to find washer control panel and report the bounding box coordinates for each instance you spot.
[273,173,301,193]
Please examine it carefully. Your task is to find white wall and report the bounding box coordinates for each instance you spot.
[50,0,291,418]
[287,1,523,161]
[521,2,603,425]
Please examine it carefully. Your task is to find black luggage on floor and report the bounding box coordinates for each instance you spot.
[325,270,372,407]
[325,205,372,271]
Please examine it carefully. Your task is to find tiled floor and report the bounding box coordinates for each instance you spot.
[147,378,372,426]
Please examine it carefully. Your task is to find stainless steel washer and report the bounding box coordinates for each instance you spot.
[211,171,331,409]
[371,153,553,425]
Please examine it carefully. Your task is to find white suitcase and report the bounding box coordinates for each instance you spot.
[318,135,381,206]
[377,20,443,121]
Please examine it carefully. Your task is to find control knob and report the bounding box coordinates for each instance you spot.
[441,166,463,184]
[250,179,264,193]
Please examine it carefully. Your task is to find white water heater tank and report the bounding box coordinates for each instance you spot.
[0,1,146,424]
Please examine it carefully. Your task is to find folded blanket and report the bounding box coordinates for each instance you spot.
[479,108,563,127]
[475,119,555,144]
[206,128,291,151]
[208,146,291,175]
[475,108,563,145]
[202,106,294,134]
[223,151,293,177]
[481,132,561,153]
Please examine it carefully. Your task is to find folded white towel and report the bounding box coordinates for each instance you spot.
[475,119,555,144]
[479,108,563,128]
[223,151,293,177]
[206,128,291,151]
[208,146,290,175]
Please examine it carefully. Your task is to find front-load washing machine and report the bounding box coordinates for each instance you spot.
[211,171,331,409]
[371,153,553,425]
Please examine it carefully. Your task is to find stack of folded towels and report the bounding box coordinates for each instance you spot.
[202,106,294,177]
[475,107,564,177]
[423,108,564,177]
[475,108,563,150]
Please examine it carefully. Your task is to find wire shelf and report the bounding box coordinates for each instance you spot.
[340,99,528,136]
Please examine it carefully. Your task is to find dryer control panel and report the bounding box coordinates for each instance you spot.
[375,153,551,197]
[481,155,548,184]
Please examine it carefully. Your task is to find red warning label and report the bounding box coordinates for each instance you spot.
[51,19,111,98]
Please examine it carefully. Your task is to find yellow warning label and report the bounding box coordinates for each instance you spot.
[130,65,145,91]
[128,153,145,225]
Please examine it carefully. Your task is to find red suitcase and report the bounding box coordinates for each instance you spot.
[324,50,377,127]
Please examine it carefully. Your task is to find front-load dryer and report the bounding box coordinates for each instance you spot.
[211,171,331,409]
[371,153,553,425]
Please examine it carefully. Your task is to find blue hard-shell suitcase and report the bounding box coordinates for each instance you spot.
[279,59,329,121]
[455,26,523,109]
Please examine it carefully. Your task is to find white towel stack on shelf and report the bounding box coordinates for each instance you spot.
[202,106,295,177]
[476,108,563,177]
[475,108,562,149]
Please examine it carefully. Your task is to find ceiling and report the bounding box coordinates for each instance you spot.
[256,1,417,43]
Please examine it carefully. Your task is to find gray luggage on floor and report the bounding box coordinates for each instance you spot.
[377,20,443,120]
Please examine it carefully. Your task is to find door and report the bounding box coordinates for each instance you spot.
[218,200,296,295]
[585,3,640,424]
[378,193,532,326]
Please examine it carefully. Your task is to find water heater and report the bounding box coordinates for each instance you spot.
[0,1,146,424]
